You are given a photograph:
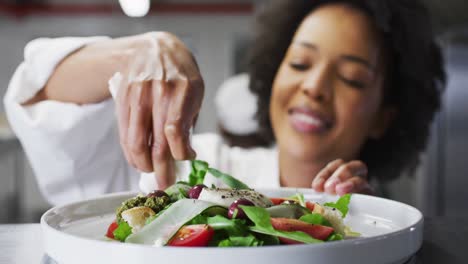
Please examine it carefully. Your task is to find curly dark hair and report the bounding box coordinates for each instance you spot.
[248,0,446,182]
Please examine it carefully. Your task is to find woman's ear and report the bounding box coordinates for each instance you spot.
[368,106,397,140]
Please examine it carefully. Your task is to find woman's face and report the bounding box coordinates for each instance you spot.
[270,3,392,164]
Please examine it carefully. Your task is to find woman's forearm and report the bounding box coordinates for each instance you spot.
[24,37,133,105]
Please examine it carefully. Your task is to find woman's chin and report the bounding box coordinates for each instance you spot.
[279,140,326,162]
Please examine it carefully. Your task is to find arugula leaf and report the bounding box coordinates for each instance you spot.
[188,214,208,225]
[177,187,188,199]
[113,221,132,242]
[288,193,306,207]
[165,183,191,202]
[326,233,343,241]
[188,159,250,189]
[324,194,351,218]
[299,213,332,227]
[344,226,361,237]
[254,233,280,245]
[207,215,247,236]
[240,206,323,244]
[203,215,265,247]
[189,160,209,186]
[217,239,234,247]
[208,168,250,189]
[297,193,306,207]
[218,234,262,247]
[193,159,209,171]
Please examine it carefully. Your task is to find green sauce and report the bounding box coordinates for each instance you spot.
[116,195,170,222]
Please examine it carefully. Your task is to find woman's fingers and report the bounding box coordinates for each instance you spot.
[116,80,136,168]
[336,176,374,196]
[151,140,175,190]
[165,76,203,160]
[127,81,153,172]
[164,42,203,161]
[312,160,368,195]
[151,79,175,189]
[312,159,344,192]
[323,160,368,194]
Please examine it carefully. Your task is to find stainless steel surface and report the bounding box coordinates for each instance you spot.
[440,33,468,216]
[0,224,44,264]
[0,139,22,223]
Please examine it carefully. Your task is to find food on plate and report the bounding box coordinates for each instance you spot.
[105,160,359,246]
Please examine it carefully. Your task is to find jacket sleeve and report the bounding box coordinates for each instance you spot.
[3,37,140,206]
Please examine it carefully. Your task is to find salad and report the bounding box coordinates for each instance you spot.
[105,160,359,247]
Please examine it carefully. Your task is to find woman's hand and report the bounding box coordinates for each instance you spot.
[311,159,373,196]
[115,32,204,189]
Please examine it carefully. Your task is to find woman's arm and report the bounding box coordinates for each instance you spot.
[4,36,142,204]
[24,36,134,105]
[26,32,204,190]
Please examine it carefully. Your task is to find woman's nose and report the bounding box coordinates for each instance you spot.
[300,64,333,102]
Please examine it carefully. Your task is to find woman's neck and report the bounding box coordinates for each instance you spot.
[278,150,326,188]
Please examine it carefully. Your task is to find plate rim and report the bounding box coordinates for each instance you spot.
[40,188,424,251]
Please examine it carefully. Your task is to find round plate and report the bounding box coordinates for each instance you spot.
[41,188,423,264]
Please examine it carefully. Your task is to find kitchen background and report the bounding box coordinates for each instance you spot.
[0,0,467,223]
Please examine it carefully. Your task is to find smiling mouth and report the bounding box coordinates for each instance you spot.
[288,107,333,134]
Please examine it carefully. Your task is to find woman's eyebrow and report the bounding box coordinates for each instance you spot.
[340,55,375,71]
[293,41,376,71]
[293,40,318,51]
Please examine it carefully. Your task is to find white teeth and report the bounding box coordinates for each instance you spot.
[292,112,323,126]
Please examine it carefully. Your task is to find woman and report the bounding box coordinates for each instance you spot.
[248,0,446,192]
[4,0,445,205]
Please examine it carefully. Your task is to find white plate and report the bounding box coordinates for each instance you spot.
[41,188,423,264]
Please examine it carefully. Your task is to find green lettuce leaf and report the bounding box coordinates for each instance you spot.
[288,193,306,207]
[187,214,208,225]
[189,160,209,186]
[113,221,132,242]
[207,215,247,236]
[188,159,250,189]
[208,168,250,189]
[324,194,351,218]
[240,206,323,244]
[218,234,262,247]
[326,233,343,241]
[299,213,332,227]
[254,233,280,245]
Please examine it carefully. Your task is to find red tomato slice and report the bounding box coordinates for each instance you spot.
[106,221,119,239]
[168,224,214,247]
[270,218,334,244]
[305,201,316,211]
[270,198,289,205]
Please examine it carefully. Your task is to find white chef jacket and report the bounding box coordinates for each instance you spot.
[3,37,280,206]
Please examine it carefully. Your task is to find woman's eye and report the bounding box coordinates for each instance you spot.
[289,62,309,71]
[339,76,366,89]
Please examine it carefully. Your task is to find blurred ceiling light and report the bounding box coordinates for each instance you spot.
[119,0,151,17]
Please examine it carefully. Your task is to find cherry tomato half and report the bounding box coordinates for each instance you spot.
[168,224,214,247]
[106,221,119,239]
